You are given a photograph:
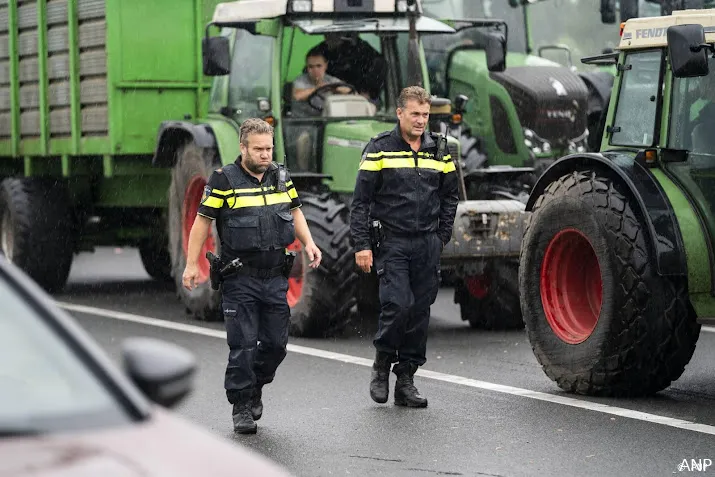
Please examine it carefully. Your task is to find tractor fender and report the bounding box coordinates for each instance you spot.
[152,121,217,167]
[526,151,687,277]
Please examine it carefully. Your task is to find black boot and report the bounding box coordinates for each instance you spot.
[232,402,257,434]
[370,351,393,403]
[393,362,428,408]
[251,387,263,421]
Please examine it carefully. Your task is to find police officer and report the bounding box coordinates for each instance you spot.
[350,86,459,408]
[182,118,322,434]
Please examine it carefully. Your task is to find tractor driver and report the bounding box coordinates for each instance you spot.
[291,47,352,170]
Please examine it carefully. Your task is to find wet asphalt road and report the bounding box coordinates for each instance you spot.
[54,247,715,477]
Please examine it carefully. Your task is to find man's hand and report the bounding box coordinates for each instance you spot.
[304,242,322,269]
[182,262,200,290]
[355,249,373,273]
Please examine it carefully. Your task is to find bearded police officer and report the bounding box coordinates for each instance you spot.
[350,86,459,408]
[183,118,322,434]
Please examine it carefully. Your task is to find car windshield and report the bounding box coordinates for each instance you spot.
[0,272,130,435]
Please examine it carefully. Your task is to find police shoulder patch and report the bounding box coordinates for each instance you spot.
[200,185,211,204]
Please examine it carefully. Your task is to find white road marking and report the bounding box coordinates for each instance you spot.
[58,301,715,436]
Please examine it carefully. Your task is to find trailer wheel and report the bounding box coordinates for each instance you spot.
[139,236,172,282]
[455,261,524,330]
[0,178,74,292]
[519,170,701,396]
[288,192,358,337]
[168,143,222,321]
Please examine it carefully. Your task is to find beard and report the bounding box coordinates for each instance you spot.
[244,153,270,174]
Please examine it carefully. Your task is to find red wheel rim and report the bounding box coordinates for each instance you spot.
[182,175,216,284]
[540,228,602,344]
[286,239,305,308]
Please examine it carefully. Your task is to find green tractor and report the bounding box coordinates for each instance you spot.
[519,9,715,396]
[162,0,476,336]
[402,0,601,329]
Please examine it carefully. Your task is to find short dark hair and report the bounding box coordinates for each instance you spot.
[240,118,274,146]
[306,46,327,62]
[397,86,432,109]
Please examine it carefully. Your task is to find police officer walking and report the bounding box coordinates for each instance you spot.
[350,86,459,408]
[182,118,322,434]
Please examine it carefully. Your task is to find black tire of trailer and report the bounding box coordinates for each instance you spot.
[519,169,701,396]
[168,143,222,321]
[455,260,524,330]
[288,192,358,337]
[139,236,173,282]
[0,178,75,292]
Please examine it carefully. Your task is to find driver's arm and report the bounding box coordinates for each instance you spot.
[292,75,322,102]
[293,85,320,102]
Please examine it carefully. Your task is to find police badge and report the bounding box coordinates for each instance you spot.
[200,185,211,204]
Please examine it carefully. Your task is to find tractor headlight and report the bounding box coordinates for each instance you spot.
[397,0,408,12]
[523,128,551,156]
[289,0,312,12]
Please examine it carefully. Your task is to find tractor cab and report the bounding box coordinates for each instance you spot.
[203,0,458,189]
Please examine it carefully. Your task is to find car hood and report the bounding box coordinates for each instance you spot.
[0,407,292,477]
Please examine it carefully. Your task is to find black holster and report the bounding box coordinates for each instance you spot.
[282,251,297,279]
[369,219,384,256]
[206,252,243,290]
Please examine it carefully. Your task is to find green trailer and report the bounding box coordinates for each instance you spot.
[0,0,223,292]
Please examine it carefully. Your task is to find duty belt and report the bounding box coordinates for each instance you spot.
[237,264,285,279]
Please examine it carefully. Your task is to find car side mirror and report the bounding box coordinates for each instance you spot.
[485,33,506,73]
[202,35,230,76]
[122,338,196,408]
[601,0,616,23]
[667,24,709,78]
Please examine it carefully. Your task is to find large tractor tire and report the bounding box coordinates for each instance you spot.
[455,260,524,330]
[519,169,701,397]
[0,178,74,292]
[168,143,222,321]
[288,192,358,337]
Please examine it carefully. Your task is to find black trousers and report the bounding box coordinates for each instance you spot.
[222,273,290,404]
[373,233,441,366]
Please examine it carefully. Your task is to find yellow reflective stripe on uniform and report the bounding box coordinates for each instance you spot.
[287,187,298,199]
[201,196,224,208]
[420,159,446,172]
[360,156,455,173]
[285,180,293,188]
[211,189,234,196]
[228,192,292,208]
[366,151,413,158]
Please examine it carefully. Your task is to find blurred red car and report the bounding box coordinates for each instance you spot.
[0,255,292,477]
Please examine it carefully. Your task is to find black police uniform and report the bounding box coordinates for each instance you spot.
[350,124,459,407]
[197,156,301,431]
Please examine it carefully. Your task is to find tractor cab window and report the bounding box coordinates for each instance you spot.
[669,58,715,154]
[226,29,275,122]
[665,58,715,250]
[609,50,663,147]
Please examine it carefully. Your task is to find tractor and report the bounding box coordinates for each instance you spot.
[519,8,715,396]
